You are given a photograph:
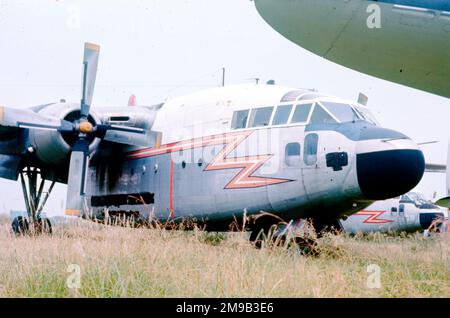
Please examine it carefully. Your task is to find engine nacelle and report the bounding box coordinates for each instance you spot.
[99,107,158,130]
[29,103,101,164]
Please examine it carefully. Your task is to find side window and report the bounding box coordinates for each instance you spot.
[248,107,274,128]
[304,133,318,166]
[231,109,249,129]
[272,105,293,126]
[291,103,312,124]
[309,104,337,125]
[399,204,405,215]
[391,207,397,216]
[285,142,301,167]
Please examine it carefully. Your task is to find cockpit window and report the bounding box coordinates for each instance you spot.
[320,102,361,123]
[248,106,274,128]
[231,109,249,129]
[354,105,379,126]
[309,104,337,125]
[272,105,293,126]
[291,103,312,124]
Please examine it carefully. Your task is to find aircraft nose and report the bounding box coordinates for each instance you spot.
[419,213,445,230]
[356,135,425,200]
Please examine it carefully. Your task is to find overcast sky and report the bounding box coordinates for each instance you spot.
[0,0,448,216]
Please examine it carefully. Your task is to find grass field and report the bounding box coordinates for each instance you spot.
[0,215,448,298]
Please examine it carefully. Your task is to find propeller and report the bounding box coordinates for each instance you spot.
[1,42,161,217]
[80,43,100,120]
[63,43,158,216]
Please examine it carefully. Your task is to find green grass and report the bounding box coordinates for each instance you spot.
[0,218,448,297]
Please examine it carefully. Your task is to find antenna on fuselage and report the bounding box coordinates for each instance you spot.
[246,77,260,85]
[358,92,369,106]
[221,67,225,87]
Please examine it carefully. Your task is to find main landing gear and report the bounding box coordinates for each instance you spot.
[11,167,54,235]
[248,214,342,256]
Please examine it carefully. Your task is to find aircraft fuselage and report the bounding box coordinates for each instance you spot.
[84,85,425,230]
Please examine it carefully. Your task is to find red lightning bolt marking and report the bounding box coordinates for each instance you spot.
[127,130,291,189]
[204,132,290,189]
[355,210,393,224]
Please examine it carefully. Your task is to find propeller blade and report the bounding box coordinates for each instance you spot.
[102,129,162,148]
[80,43,100,119]
[0,106,73,131]
[65,140,90,217]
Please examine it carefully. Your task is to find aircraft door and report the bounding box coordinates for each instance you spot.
[267,126,306,212]
[396,203,408,226]
[301,133,328,200]
[301,129,355,201]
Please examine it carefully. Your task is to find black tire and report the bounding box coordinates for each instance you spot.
[36,217,52,234]
[311,218,342,237]
[248,215,277,248]
[11,216,29,235]
[294,237,321,256]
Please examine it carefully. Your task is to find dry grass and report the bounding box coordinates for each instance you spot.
[0,217,448,298]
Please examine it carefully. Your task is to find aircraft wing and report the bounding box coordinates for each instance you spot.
[254,0,450,98]
[436,196,450,208]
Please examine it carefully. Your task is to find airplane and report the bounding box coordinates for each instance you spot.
[343,141,450,234]
[253,0,450,98]
[0,43,428,243]
[340,191,448,234]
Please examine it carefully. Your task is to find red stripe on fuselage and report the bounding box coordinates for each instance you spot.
[126,130,292,189]
[169,159,174,218]
[356,210,393,224]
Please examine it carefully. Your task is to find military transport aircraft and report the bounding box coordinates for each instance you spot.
[0,43,427,240]
[340,191,448,234]
[254,0,450,98]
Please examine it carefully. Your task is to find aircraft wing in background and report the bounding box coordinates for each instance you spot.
[254,0,450,98]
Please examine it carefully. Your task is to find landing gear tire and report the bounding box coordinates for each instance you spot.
[12,216,29,235]
[249,217,321,256]
[293,237,320,257]
[34,218,52,235]
[11,217,52,235]
[248,215,278,249]
[311,219,342,237]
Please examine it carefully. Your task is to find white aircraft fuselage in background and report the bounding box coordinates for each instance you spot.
[341,192,448,233]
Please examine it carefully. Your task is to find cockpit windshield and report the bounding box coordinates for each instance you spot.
[353,105,379,126]
[319,102,362,123]
[317,101,379,126]
[400,192,438,209]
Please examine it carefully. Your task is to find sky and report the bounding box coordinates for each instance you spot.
[0,0,449,216]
